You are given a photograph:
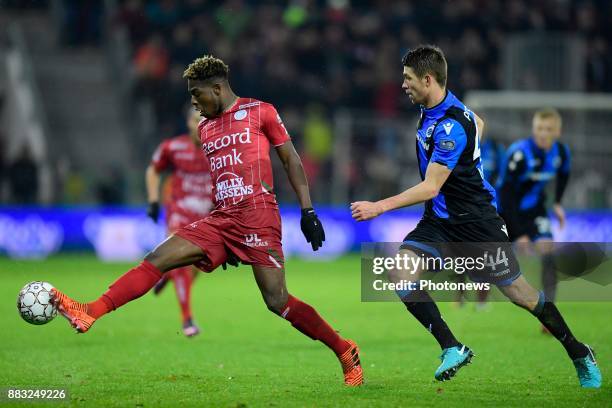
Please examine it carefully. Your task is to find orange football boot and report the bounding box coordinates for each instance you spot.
[51,289,96,333]
[338,339,363,386]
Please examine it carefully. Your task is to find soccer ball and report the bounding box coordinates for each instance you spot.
[17,281,57,325]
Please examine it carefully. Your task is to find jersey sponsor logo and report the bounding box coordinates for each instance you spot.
[244,233,268,247]
[209,148,243,171]
[416,133,429,151]
[442,122,454,135]
[418,123,436,151]
[439,139,456,151]
[204,127,252,155]
[234,109,247,120]
[214,172,254,205]
[205,127,252,171]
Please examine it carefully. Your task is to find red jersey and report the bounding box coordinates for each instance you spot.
[151,135,213,219]
[198,98,290,212]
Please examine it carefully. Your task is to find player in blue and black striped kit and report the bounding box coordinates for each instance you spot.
[497,109,570,309]
[351,45,600,387]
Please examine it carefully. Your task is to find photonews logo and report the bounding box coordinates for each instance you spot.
[215,172,254,206]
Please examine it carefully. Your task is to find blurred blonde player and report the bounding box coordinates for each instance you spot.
[497,109,570,322]
[145,107,213,337]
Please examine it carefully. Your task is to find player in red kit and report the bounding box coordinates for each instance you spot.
[50,55,363,386]
[145,107,213,337]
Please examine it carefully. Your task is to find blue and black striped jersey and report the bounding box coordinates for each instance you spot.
[415,90,499,223]
[496,137,571,216]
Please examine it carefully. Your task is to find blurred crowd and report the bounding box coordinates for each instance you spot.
[111,0,612,202]
[3,0,612,205]
[114,0,612,130]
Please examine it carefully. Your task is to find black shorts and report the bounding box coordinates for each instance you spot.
[503,207,553,242]
[401,216,522,286]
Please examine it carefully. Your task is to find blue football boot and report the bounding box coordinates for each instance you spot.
[435,345,474,381]
[573,345,602,388]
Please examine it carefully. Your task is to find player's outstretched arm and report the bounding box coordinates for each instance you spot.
[276,141,325,250]
[145,164,161,222]
[351,163,451,221]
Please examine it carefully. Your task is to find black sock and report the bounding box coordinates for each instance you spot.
[530,291,588,360]
[400,290,460,349]
[541,254,557,302]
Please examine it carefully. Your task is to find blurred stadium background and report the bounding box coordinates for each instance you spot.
[0,0,611,261]
[1,3,611,406]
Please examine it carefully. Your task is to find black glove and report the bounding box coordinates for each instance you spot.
[300,207,325,251]
[147,202,160,222]
[222,248,241,270]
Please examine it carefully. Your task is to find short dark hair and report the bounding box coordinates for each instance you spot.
[183,55,229,82]
[402,45,447,87]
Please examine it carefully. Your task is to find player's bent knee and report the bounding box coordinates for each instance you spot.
[144,247,183,273]
[144,250,168,272]
[262,293,288,315]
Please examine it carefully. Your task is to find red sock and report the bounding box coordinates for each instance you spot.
[281,294,350,355]
[171,267,193,323]
[87,260,163,319]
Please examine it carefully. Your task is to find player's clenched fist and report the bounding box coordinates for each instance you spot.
[351,201,383,221]
[300,208,325,251]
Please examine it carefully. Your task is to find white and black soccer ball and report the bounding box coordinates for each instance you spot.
[17,281,57,325]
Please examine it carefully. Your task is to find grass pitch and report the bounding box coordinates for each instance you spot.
[1,254,610,407]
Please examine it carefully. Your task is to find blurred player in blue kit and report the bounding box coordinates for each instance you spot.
[497,109,570,329]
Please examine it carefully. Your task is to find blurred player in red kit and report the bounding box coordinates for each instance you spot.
[145,107,213,337]
[51,55,363,386]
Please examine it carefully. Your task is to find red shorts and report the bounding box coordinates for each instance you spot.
[174,208,284,272]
